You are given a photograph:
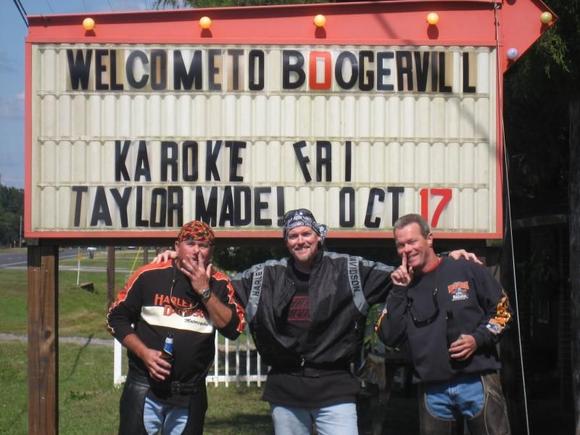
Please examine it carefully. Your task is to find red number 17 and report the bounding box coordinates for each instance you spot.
[419,188,452,228]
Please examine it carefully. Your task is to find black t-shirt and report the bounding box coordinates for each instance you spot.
[282,265,311,339]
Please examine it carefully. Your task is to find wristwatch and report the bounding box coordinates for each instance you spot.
[200,287,212,302]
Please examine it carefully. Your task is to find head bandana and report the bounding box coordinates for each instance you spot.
[282,209,328,242]
[176,220,215,245]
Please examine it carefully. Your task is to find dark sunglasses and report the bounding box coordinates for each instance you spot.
[283,208,315,224]
[407,287,439,327]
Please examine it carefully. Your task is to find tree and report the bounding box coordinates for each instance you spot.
[504,0,580,430]
[0,185,24,247]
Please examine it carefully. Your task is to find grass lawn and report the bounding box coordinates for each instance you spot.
[0,341,271,434]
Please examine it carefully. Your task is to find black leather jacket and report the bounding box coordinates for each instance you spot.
[232,250,393,369]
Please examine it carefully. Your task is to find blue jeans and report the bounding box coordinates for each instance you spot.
[143,395,189,435]
[418,373,511,435]
[424,374,484,419]
[271,402,358,435]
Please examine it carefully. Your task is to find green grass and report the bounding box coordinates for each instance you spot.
[0,268,123,339]
[0,341,270,434]
[0,269,28,334]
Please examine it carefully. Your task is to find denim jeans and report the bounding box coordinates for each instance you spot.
[143,395,189,435]
[418,373,511,435]
[271,402,358,435]
[424,374,484,419]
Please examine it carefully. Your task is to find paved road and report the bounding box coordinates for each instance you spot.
[0,247,77,269]
[0,248,130,272]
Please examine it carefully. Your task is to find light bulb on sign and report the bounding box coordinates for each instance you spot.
[426,12,439,25]
[540,12,553,24]
[507,48,519,60]
[82,17,95,31]
[199,16,212,29]
[313,14,326,28]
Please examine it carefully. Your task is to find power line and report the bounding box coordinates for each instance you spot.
[44,0,55,13]
[12,0,28,27]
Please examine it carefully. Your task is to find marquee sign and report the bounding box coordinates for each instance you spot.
[25,1,554,239]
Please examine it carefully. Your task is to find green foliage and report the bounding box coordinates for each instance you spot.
[213,243,288,273]
[504,0,580,217]
[0,185,23,247]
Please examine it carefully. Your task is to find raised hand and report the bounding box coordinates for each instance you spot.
[178,250,212,295]
[391,253,413,286]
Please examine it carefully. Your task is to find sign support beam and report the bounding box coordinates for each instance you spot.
[27,245,59,435]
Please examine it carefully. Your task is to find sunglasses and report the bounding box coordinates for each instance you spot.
[283,208,315,225]
[406,287,440,327]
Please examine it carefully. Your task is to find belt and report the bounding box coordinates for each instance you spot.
[276,359,352,378]
[126,369,203,395]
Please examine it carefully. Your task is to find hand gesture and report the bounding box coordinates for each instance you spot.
[178,251,212,295]
[152,249,177,264]
[448,249,482,265]
[391,253,413,286]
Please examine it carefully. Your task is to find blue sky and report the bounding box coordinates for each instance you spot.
[0,0,152,188]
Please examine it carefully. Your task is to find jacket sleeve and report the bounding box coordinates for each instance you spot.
[359,257,394,306]
[212,272,246,340]
[230,267,254,308]
[468,263,513,349]
[106,269,144,342]
[375,285,408,347]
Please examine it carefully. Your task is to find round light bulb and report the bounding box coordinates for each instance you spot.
[199,16,212,30]
[82,17,95,31]
[426,12,439,25]
[506,48,519,60]
[540,11,553,24]
[313,14,326,28]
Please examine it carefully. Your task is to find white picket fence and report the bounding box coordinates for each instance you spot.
[113,328,267,387]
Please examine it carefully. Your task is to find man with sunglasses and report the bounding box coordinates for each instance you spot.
[107,220,245,435]
[376,213,512,434]
[231,208,477,435]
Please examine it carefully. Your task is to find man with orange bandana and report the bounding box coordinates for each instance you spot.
[376,214,512,435]
[107,220,245,435]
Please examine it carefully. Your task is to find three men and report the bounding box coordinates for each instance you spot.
[107,220,245,435]
[149,209,479,434]
[377,214,512,434]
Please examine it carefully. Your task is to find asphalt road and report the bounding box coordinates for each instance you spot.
[0,247,84,269]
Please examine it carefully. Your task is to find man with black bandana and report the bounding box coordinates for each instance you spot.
[107,220,245,435]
